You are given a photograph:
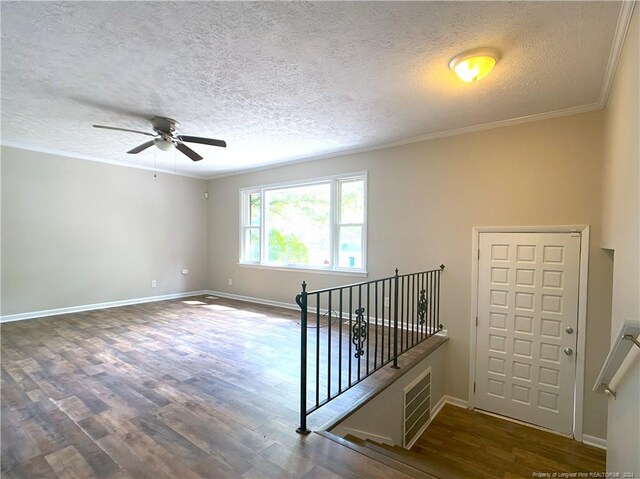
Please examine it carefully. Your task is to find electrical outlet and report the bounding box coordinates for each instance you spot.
[181,269,189,275]
[228,278,233,286]
[384,297,390,307]
[151,280,157,288]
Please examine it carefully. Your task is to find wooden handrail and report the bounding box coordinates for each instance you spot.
[593,320,640,398]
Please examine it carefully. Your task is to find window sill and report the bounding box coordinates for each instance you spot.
[238,263,368,277]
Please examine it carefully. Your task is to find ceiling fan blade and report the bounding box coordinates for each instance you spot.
[127,140,156,154]
[177,135,226,148]
[93,125,155,136]
[175,142,203,162]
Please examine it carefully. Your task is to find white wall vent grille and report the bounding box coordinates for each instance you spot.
[403,368,431,449]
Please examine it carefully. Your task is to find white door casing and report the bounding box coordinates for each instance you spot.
[474,232,581,435]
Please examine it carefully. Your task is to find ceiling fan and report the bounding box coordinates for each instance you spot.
[93,116,226,162]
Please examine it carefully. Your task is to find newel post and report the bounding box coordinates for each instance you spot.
[391,268,400,369]
[296,281,311,434]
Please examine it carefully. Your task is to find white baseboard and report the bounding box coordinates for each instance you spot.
[442,395,469,409]
[582,434,607,450]
[431,395,448,417]
[205,290,299,311]
[0,290,210,323]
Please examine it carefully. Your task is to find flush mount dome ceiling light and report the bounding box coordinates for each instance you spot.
[449,48,500,82]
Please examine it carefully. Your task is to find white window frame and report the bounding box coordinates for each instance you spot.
[239,172,367,274]
[240,189,261,264]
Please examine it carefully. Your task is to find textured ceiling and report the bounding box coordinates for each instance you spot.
[1,1,624,178]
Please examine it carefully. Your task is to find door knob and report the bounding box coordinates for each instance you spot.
[564,348,573,356]
[565,327,574,334]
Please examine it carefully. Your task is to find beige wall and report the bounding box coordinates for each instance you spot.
[601,5,639,475]
[207,111,611,440]
[1,146,209,316]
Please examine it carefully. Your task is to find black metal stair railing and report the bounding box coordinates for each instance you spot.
[296,265,445,434]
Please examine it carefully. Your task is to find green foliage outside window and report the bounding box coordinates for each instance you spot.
[268,229,309,263]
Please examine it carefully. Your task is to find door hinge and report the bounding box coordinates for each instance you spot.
[478,249,480,259]
[476,316,478,327]
[473,382,476,393]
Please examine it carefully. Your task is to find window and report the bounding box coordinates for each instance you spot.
[240,173,367,272]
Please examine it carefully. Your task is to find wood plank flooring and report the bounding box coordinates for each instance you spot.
[1,295,438,479]
[411,404,606,479]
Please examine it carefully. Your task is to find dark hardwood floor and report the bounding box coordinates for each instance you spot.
[1,295,437,479]
[411,404,606,479]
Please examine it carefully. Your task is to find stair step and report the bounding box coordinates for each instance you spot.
[344,434,365,445]
[335,433,436,478]
[379,442,413,456]
[362,439,462,479]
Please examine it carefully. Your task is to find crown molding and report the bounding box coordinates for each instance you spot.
[599,0,637,108]
[206,102,603,180]
[0,142,207,180]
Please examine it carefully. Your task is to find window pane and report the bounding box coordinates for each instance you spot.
[265,183,331,266]
[244,228,260,262]
[338,225,362,268]
[249,193,261,226]
[340,180,364,224]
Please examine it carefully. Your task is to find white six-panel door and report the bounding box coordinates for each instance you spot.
[475,232,580,434]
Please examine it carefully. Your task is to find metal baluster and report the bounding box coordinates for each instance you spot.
[431,271,436,337]
[411,274,416,347]
[406,275,410,350]
[382,280,386,365]
[408,274,411,348]
[296,282,310,434]
[423,272,427,340]
[374,281,378,370]
[417,274,420,343]
[407,274,411,348]
[327,290,332,401]
[427,272,432,337]
[339,288,343,394]
[401,275,405,353]
[419,273,424,340]
[438,265,444,331]
[405,275,409,352]
[392,269,400,369]
[348,287,353,387]
[316,292,320,407]
[357,284,362,381]
[366,283,370,375]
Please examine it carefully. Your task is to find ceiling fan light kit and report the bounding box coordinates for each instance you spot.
[92,116,226,162]
[154,137,174,151]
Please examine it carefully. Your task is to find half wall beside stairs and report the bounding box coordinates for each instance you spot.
[329,336,448,447]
